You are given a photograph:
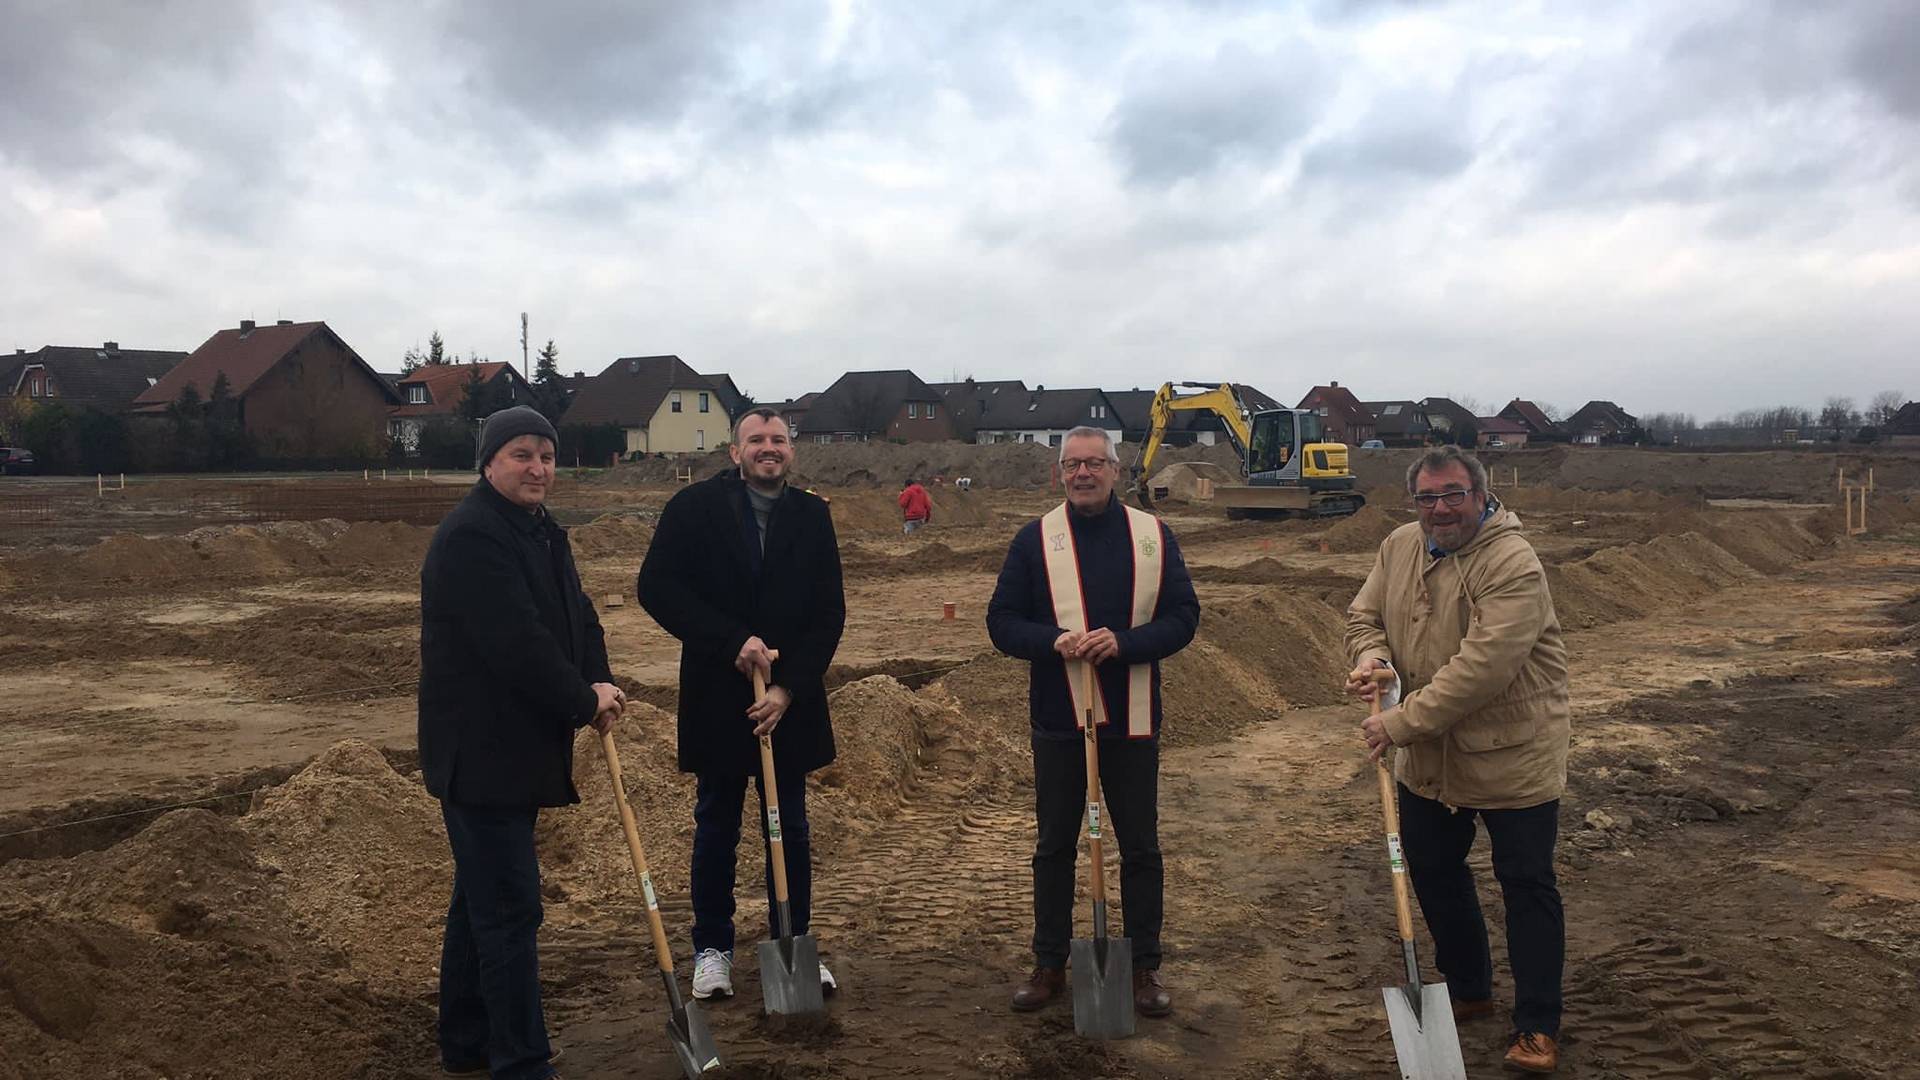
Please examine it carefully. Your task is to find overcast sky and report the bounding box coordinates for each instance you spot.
[3,0,1915,419]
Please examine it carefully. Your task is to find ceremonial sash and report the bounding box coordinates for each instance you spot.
[1038,502,1164,737]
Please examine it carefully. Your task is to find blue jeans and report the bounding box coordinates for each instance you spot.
[1398,784,1564,1037]
[438,802,554,1080]
[691,765,811,954]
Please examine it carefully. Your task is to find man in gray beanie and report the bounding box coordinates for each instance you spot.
[419,405,622,1079]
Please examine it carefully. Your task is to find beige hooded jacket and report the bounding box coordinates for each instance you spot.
[1345,503,1570,810]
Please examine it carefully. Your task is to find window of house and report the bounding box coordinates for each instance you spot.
[28,374,43,397]
[1318,406,1328,417]
[698,392,710,413]
[670,392,682,413]
[817,434,832,443]
[408,385,426,404]
[927,404,936,419]
[1049,433,1063,447]
[907,402,918,418]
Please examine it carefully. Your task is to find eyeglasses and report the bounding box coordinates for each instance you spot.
[1412,489,1474,509]
[1061,458,1112,474]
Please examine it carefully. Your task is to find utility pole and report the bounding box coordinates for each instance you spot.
[520,312,529,372]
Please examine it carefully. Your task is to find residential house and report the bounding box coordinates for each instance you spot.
[1883,401,1920,447]
[1498,399,1568,443]
[797,370,954,443]
[1361,401,1431,447]
[1295,382,1376,445]
[132,319,400,460]
[559,355,735,454]
[970,386,1122,447]
[931,379,1028,442]
[387,361,534,453]
[1564,400,1640,445]
[8,342,188,414]
[703,373,748,420]
[1107,383,1287,448]
[759,392,819,436]
[1474,416,1530,448]
[1418,398,1481,443]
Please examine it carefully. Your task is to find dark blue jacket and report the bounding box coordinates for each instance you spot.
[986,496,1199,740]
[418,480,612,807]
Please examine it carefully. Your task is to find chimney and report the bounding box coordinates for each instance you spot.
[102,341,119,352]
[573,371,584,380]
[276,319,292,326]
[1330,380,1339,388]
[239,319,256,333]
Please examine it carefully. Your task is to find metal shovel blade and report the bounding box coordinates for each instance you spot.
[667,999,721,1078]
[1381,982,1468,1080]
[1069,935,1136,1040]
[757,933,826,1017]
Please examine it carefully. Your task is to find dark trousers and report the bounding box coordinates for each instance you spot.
[691,763,811,954]
[1031,734,1163,971]
[1398,783,1564,1036]
[438,801,554,1080]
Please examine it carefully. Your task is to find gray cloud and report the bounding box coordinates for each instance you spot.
[1107,41,1333,187]
[1301,96,1476,183]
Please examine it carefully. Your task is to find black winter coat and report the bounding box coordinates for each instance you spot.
[986,496,1199,740]
[637,471,846,776]
[418,479,612,807]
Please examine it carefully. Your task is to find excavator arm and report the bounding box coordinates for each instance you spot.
[1133,382,1254,509]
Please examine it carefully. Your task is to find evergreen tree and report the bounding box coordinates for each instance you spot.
[427,331,449,366]
[532,339,568,422]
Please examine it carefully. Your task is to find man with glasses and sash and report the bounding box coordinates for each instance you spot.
[1343,444,1571,1074]
[987,425,1200,1019]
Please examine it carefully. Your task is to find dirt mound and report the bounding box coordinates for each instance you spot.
[1147,461,1236,502]
[14,519,432,590]
[324,520,432,568]
[1198,592,1353,714]
[839,540,1005,577]
[242,740,449,989]
[536,706,697,908]
[1188,558,1368,607]
[1319,505,1408,553]
[820,487,1003,536]
[1649,508,1824,574]
[568,512,656,559]
[1548,532,1761,630]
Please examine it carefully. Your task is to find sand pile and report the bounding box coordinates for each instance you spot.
[323,521,432,568]
[242,740,450,989]
[536,706,697,909]
[1650,509,1824,574]
[16,519,433,589]
[1188,559,1368,606]
[1147,461,1236,502]
[1320,505,1408,553]
[840,540,1005,578]
[1199,592,1353,713]
[1548,532,1761,630]
[568,513,656,559]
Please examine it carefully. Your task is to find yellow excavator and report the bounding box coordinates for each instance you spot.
[1132,382,1366,519]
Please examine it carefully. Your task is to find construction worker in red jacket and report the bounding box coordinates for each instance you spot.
[898,478,932,535]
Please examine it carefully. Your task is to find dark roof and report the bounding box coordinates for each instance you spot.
[702,373,746,418]
[1362,400,1430,439]
[1565,400,1638,434]
[1102,384,1284,436]
[802,370,941,433]
[1297,384,1375,428]
[560,355,724,427]
[134,320,398,411]
[932,380,1028,435]
[392,361,526,417]
[1476,416,1530,435]
[1499,399,1563,436]
[9,343,187,411]
[1418,397,1479,433]
[1887,401,1920,435]
[973,387,1117,432]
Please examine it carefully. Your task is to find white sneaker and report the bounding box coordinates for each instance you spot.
[692,948,733,1000]
[820,960,837,996]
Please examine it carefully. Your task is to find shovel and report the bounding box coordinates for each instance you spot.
[751,670,827,1017]
[600,729,722,1078]
[1367,677,1467,1080]
[1070,661,1135,1040]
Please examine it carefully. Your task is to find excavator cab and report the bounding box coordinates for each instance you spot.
[1133,383,1364,519]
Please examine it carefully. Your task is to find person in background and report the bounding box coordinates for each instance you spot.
[898,477,932,535]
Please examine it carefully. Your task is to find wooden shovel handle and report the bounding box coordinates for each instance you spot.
[753,669,792,906]
[601,729,677,977]
[1370,679,1418,945]
[1082,661,1108,905]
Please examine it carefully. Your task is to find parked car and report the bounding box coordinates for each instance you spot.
[0,447,37,475]
[1359,439,1385,450]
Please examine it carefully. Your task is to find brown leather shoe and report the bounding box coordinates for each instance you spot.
[1504,1032,1559,1073]
[1132,969,1172,1017]
[1010,966,1065,1011]
[1453,997,1498,1024]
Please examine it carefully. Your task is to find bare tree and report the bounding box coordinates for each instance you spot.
[1641,412,1697,443]
[1820,396,1857,437]
[1534,401,1563,422]
[1448,392,1487,416]
[841,384,898,440]
[1868,389,1905,427]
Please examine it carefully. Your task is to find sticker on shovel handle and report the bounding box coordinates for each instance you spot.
[1385,833,1406,875]
[640,870,660,911]
[767,806,783,843]
[1086,802,1102,839]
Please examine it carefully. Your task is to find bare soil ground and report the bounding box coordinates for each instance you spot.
[1,459,1916,1079]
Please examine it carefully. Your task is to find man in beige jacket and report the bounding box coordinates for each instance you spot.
[1345,445,1570,1074]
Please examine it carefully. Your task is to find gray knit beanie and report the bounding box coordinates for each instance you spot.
[476,405,559,472]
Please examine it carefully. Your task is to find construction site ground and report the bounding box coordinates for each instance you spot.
[1,447,1917,1079]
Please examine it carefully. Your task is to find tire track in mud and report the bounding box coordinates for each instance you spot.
[1565,939,1869,1079]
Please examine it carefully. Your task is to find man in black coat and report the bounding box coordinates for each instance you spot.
[987,425,1199,1019]
[637,407,846,1002]
[419,406,625,1080]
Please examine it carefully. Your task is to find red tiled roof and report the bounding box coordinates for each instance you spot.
[391,361,517,417]
[133,321,398,411]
